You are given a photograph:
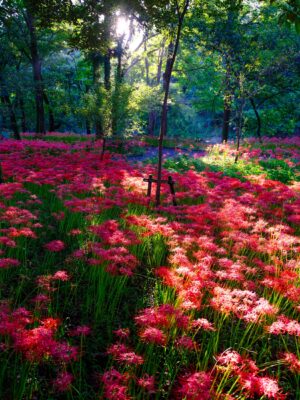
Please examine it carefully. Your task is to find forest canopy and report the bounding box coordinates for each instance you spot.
[0,0,299,141]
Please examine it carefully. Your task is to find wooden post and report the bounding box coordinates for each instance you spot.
[144,175,177,206]
[143,175,154,202]
[147,175,153,197]
[168,176,177,206]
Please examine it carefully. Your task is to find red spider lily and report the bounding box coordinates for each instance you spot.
[69,229,82,235]
[174,371,213,400]
[216,349,259,374]
[113,328,130,340]
[281,352,300,374]
[0,305,33,335]
[5,227,37,238]
[69,325,91,337]
[101,368,131,400]
[30,294,51,304]
[0,236,16,247]
[139,327,167,346]
[44,240,65,252]
[107,343,144,365]
[89,219,140,246]
[211,286,278,323]
[175,335,197,351]
[51,211,65,221]
[266,315,300,336]
[136,374,156,394]
[191,318,215,331]
[53,371,74,392]
[52,270,70,281]
[135,304,189,330]
[89,245,138,276]
[0,258,20,269]
[239,372,286,399]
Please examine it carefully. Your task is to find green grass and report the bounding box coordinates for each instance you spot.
[164,153,299,184]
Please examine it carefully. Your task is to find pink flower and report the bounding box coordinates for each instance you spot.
[137,374,155,394]
[52,211,65,221]
[114,328,130,340]
[191,318,215,331]
[211,287,278,323]
[44,240,65,252]
[139,327,167,346]
[107,343,143,365]
[216,350,243,370]
[0,258,20,269]
[69,229,82,235]
[282,352,300,373]
[31,294,51,304]
[174,371,213,400]
[266,315,300,336]
[52,270,70,281]
[239,373,286,399]
[50,342,78,362]
[176,335,196,350]
[69,325,91,336]
[0,236,16,247]
[53,371,73,392]
[101,368,130,400]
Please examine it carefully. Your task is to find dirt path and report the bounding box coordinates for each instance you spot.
[126,146,205,163]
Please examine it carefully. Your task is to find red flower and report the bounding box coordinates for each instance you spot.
[137,374,155,394]
[52,270,70,281]
[174,371,213,400]
[44,240,65,252]
[139,327,167,346]
[0,258,20,269]
[53,371,73,392]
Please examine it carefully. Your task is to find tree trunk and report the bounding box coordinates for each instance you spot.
[19,96,27,132]
[221,56,232,143]
[43,92,55,132]
[222,98,231,143]
[104,53,111,91]
[86,119,91,135]
[250,98,262,143]
[148,111,157,136]
[155,0,189,207]
[92,53,104,139]
[112,39,124,136]
[234,99,245,164]
[144,39,150,86]
[25,10,45,135]
[85,85,91,135]
[116,40,123,84]
[0,75,21,140]
[146,43,164,136]
[156,44,165,85]
[0,96,8,131]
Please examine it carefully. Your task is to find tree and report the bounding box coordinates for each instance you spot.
[154,0,189,206]
[0,0,71,134]
[0,34,21,139]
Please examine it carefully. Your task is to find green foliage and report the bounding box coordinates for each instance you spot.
[259,158,298,183]
[164,147,299,184]
[112,82,133,135]
[128,82,162,133]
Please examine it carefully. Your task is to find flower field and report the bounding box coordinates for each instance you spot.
[0,136,300,399]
